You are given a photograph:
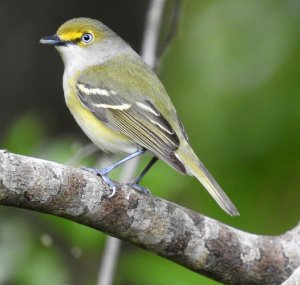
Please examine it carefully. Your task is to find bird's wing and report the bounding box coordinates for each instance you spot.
[75,67,186,174]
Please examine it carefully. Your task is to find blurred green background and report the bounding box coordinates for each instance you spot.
[0,0,299,284]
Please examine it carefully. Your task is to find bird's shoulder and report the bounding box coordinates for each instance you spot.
[78,54,170,106]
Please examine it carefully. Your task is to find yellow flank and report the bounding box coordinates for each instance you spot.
[65,77,137,153]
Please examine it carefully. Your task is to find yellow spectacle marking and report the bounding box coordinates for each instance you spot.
[59,31,83,42]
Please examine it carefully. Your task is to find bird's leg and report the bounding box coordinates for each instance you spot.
[131,156,158,185]
[81,148,146,197]
[127,156,158,195]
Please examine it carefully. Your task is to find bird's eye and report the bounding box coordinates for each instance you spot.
[81,33,94,43]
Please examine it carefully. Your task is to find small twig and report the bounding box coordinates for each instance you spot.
[97,237,121,285]
[67,143,99,166]
[141,0,166,69]
[157,0,182,60]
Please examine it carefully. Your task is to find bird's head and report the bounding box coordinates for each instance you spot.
[40,18,107,47]
[40,18,129,69]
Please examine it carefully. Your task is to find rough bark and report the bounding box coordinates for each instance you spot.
[0,149,299,285]
[282,266,300,285]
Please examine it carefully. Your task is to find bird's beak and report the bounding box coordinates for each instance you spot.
[40,34,66,46]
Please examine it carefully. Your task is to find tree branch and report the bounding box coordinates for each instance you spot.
[282,266,300,285]
[0,149,299,285]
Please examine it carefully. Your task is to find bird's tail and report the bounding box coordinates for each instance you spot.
[175,143,239,216]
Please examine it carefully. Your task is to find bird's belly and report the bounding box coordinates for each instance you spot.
[66,93,138,153]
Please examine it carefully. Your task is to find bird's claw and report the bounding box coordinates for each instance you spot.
[81,166,150,197]
[81,166,117,197]
[127,182,151,195]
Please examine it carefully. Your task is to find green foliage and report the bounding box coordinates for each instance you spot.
[14,250,70,285]
[2,113,45,155]
[120,249,217,285]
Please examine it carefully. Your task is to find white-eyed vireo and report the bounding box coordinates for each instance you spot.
[40,18,239,216]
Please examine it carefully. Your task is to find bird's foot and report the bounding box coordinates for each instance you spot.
[81,166,117,198]
[127,181,151,195]
[81,166,151,197]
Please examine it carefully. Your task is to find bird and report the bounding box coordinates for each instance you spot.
[40,17,239,216]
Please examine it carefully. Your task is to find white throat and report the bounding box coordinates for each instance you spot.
[57,39,130,78]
